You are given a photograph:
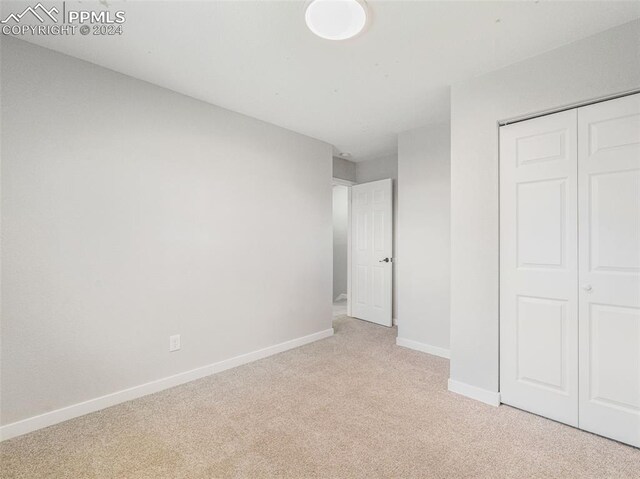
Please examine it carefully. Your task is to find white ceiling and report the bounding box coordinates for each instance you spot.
[5,0,640,161]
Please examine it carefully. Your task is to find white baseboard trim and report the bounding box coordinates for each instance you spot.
[334,293,347,302]
[447,379,501,407]
[392,317,398,326]
[396,337,450,359]
[214,328,333,373]
[0,328,334,442]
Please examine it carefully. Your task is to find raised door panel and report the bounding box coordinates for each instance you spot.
[516,296,569,393]
[516,128,568,166]
[587,304,640,413]
[355,265,368,307]
[517,179,566,269]
[589,170,640,274]
[353,192,370,312]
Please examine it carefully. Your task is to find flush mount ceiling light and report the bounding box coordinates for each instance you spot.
[305,0,368,41]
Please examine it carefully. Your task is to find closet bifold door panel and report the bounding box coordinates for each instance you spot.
[500,109,579,427]
[577,94,640,448]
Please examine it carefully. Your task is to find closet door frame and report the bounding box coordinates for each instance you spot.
[498,90,640,448]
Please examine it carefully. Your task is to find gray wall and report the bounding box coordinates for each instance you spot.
[332,157,356,182]
[397,123,450,351]
[1,38,333,425]
[332,185,349,300]
[450,19,640,394]
[356,155,398,320]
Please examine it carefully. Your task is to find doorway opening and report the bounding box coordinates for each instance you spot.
[332,178,353,318]
[332,177,394,327]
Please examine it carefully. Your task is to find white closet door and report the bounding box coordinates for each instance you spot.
[500,110,579,426]
[351,179,393,327]
[577,93,640,447]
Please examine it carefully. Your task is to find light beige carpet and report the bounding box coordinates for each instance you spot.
[1,316,639,478]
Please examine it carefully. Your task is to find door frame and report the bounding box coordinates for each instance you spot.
[333,177,356,317]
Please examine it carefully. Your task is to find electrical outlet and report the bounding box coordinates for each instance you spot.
[169,334,181,352]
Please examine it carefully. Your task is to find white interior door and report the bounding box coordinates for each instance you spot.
[577,93,640,448]
[500,109,579,426]
[351,179,393,327]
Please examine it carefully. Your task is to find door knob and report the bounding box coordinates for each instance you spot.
[581,284,593,292]
[379,257,391,263]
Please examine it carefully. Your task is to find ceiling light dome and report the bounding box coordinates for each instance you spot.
[305,0,368,41]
